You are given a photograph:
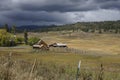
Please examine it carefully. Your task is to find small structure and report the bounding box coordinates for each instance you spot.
[33,40,49,50]
[49,43,68,48]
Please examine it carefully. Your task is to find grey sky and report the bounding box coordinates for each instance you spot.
[0,0,120,25]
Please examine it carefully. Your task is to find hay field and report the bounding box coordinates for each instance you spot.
[24,31,120,55]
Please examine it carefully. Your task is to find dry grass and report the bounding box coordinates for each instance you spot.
[0,52,120,80]
[17,31,120,55]
[33,31,120,55]
[0,46,120,71]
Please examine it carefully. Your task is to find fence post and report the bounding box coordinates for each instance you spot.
[29,58,37,80]
[76,60,81,80]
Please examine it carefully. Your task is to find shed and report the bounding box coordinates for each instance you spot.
[49,43,67,47]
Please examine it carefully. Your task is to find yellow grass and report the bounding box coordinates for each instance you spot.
[1,31,120,69]
[0,48,120,71]
[33,31,120,55]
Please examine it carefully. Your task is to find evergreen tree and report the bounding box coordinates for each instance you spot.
[11,25,16,35]
[4,24,9,32]
[24,29,28,44]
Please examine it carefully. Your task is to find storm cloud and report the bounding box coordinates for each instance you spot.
[0,0,120,25]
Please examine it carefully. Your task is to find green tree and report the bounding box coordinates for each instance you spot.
[11,25,16,35]
[4,24,9,32]
[24,29,28,44]
[16,37,24,44]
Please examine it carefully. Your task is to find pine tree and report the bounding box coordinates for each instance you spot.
[11,25,16,35]
[4,24,9,32]
[24,29,28,44]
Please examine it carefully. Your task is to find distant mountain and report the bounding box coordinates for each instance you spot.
[16,25,57,32]
[17,25,45,30]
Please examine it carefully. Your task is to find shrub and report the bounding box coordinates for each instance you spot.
[16,37,24,44]
[28,37,40,46]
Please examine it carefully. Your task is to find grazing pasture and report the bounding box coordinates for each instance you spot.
[0,31,120,80]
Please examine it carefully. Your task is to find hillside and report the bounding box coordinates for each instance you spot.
[0,20,120,33]
[15,20,120,33]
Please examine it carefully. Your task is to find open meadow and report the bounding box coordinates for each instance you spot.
[0,31,120,80]
[0,0,120,79]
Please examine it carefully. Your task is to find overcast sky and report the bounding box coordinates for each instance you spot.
[0,0,120,26]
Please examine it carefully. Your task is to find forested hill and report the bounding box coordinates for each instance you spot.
[0,20,120,33]
[50,20,120,33]
[21,20,120,33]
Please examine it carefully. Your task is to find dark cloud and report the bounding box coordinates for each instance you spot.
[99,1,120,10]
[1,10,75,25]
[0,0,120,25]
[18,0,120,12]
[20,4,97,12]
[19,0,98,12]
[3,11,68,22]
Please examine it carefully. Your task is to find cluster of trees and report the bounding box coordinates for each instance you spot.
[0,29,40,47]
[0,24,40,47]
[0,24,21,47]
[0,29,17,46]
[2,24,16,34]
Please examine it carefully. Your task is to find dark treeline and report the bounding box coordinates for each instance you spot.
[0,20,120,33]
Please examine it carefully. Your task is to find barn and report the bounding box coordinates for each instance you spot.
[33,40,49,50]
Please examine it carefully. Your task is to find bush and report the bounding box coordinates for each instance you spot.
[16,37,24,44]
[0,30,17,47]
[28,37,40,46]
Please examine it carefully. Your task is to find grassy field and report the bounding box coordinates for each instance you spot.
[14,31,120,68]
[22,31,120,55]
[0,46,120,80]
[0,31,120,80]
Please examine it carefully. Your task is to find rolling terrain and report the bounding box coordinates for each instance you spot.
[0,28,120,80]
